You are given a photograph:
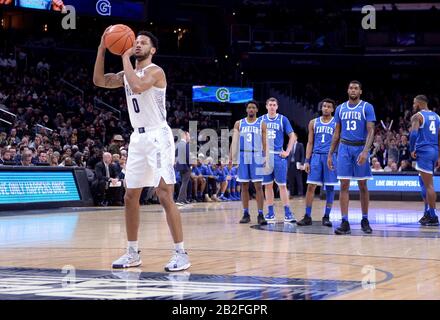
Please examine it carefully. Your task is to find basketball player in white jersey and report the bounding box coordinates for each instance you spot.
[93,28,190,272]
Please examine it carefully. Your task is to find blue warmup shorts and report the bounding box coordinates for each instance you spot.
[237,152,263,183]
[337,143,372,180]
[263,153,288,185]
[307,153,338,186]
[416,147,439,175]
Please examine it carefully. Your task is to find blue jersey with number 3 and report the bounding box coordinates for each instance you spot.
[416,110,440,151]
[334,100,376,141]
[260,114,293,152]
[239,117,263,152]
[313,117,336,154]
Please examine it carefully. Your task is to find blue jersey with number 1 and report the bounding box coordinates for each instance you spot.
[313,117,336,154]
[260,114,293,152]
[334,100,376,141]
[416,110,440,151]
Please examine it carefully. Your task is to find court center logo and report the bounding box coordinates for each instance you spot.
[0,267,364,300]
[216,87,230,103]
[96,0,111,16]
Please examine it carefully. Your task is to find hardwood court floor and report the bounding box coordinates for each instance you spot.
[1,198,440,299]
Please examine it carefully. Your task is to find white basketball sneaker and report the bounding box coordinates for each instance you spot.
[112,247,142,269]
[164,251,191,272]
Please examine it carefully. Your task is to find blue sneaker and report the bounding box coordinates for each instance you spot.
[265,212,276,222]
[219,195,230,201]
[284,211,296,223]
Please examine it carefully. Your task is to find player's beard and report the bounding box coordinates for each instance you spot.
[135,50,150,62]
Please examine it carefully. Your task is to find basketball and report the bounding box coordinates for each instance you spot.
[104,24,135,56]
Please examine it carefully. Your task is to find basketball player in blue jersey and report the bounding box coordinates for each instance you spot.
[410,95,440,226]
[260,97,296,223]
[328,81,375,235]
[230,100,268,225]
[297,98,337,227]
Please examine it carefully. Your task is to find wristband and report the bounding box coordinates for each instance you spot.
[305,158,310,164]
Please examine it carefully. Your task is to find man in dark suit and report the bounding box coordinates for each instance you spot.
[287,133,305,197]
[175,131,191,205]
[93,152,122,206]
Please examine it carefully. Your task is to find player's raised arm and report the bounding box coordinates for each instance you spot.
[304,119,315,174]
[121,49,164,94]
[93,27,124,89]
[230,121,240,164]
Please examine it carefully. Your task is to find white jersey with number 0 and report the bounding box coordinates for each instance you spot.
[123,63,167,129]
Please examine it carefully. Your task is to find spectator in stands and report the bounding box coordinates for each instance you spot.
[7,128,20,145]
[371,157,378,169]
[8,147,17,160]
[37,151,49,165]
[119,155,127,180]
[1,149,14,164]
[49,155,58,166]
[372,162,384,172]
[371,140,386,167]
[112,153,122,176]
[73,151,84,167]
[398,135,410,164]
[399,160,416,172]
[19,150,33,166]
[0,132,7,146]
[384,159,395,172]
[108,134,124,155]
[87,146,102,169]
[36,58,50,73]
[64,157,74,167]
[29,134,42,150]
[52,138,62,153]
[387,138,399,163]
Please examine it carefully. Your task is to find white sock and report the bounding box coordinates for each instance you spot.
[174,242,185,253]
[128,241,138,252]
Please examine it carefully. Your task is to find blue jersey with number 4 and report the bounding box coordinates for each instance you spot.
[260,114,293,152]
[313,117,336,154]
[239,117,263,152]
[334,100,376,141]
[416,110,440,151]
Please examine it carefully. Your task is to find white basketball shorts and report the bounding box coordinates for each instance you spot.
[125,125,176,188]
